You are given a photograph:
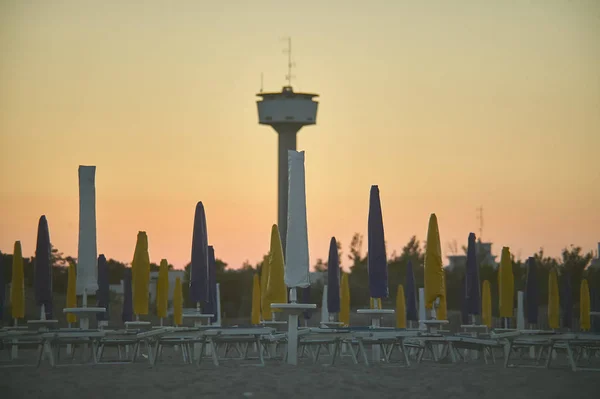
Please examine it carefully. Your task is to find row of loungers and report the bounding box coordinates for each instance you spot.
[1,325,599,371]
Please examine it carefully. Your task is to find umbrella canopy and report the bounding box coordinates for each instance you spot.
[424,213,444,310]
[327,237,341,314]
[122,268,133,323]
[548,268,560,330]
[96,255,109,321]
[405,260,418,322]
[0,253,4,320]
[560,270,573,329]
[206,246,218,322]
[437,272,448,320]
[580,279,590,331]
[465,233,481,316]
[266,224,287,311]
[156,259,169,319]
[367,185,388,301]
[284,150,310,290]
[173,277,183,326]
[190,202,209,306]
[525,256,538,324]
[76,165,99,296]
[339,272,350,326]
[10,241,25,320]
[396,284,406,328]
[66,262,77,324]
[34,215,53,319]
[482,280,492,328]
[498,247,514,318]
[132,231,150,316]
[260,249,271,321]
[251,274,261,325]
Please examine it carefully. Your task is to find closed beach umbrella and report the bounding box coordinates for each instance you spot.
[405,260,418,323]
[76,165,99,297]
[437,272,448,321]
[367,185,388,303]
[396,284,406,328]
[173,277,183,326]
[327,237,340,314]
[132,231,150,317]
[10,241,25,320]
[482,280,492,328]
[260,247,271,321]
[424,214,444,311]
[339,273,350,326]
[525,257,538,325]
[0,253,4,320]
[122,268,133,323]
[560,270,572,329]
[156,259,169,319]
[66,262,77,324]
[498,247,514,319]
[284,150,311,294]
[580,279,590,331]
[548,268,560,330]
[266,224,287,312]
[34,215,53,319]
[190,201,209,307]
[302,285,312,321]
[206,246,218,322]
[96,255,109,321]
[251,274,261,325]
[465,233,481,317]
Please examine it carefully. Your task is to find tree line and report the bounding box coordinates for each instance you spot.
[1,235,599,320]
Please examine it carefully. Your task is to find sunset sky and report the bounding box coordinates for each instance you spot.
[1,0,599,270]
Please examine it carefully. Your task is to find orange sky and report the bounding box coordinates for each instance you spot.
[1,0,599,270]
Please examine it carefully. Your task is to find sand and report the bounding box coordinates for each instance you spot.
[1,347,598,399]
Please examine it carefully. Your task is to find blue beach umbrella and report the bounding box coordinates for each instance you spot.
[560,270,573,329]
[367,185,388,300]
[122,268,133,323]
[96,255,109,321]
[206,245,218,323]
[525,257,538,325]
[405,260,418,322]
[34,215,53,319]
[190,202,209,307]
[327,237,341,314]
[465,233,481,317]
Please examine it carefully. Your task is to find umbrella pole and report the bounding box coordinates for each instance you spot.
[11,319,19,359]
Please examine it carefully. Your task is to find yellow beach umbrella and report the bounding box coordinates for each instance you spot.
[66,262,77,324]
[251,274,261,325]
[424,214,445,310]
[156,259,169,319]
[580,279,591,331]
[482,280,492,328]
[396,284,406,328]
[437,272,448,321]
[10,241,25,320]
[339,272,351,326]
[548,268,560,330]
[173,277,183,326]
[370,298,382,309]
[266,225,287,313]
[260,251,271,321]
[498,247,514,319]
[132,231,150,317]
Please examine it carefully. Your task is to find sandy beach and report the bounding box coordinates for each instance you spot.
[1,348,598,399]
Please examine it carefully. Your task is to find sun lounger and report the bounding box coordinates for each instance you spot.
[545,333,600,372]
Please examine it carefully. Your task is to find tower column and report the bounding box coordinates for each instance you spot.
[276,124,300,256]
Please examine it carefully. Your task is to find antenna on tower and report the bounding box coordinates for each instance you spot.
[282,37,295,87]
[260,72,263,93]
[476,206,484,241]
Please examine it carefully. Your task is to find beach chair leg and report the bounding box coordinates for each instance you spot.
[346,342,358,365]
[358,340,369,366]
[330,340,340,366]
[565,343,578,372]
[196,342,205,367]
[503,341,514,368]
[256,337,265,366]
[401,342,411,367]
[97,344,105,362]
[36,343,45,368]
[385,344,395,362]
